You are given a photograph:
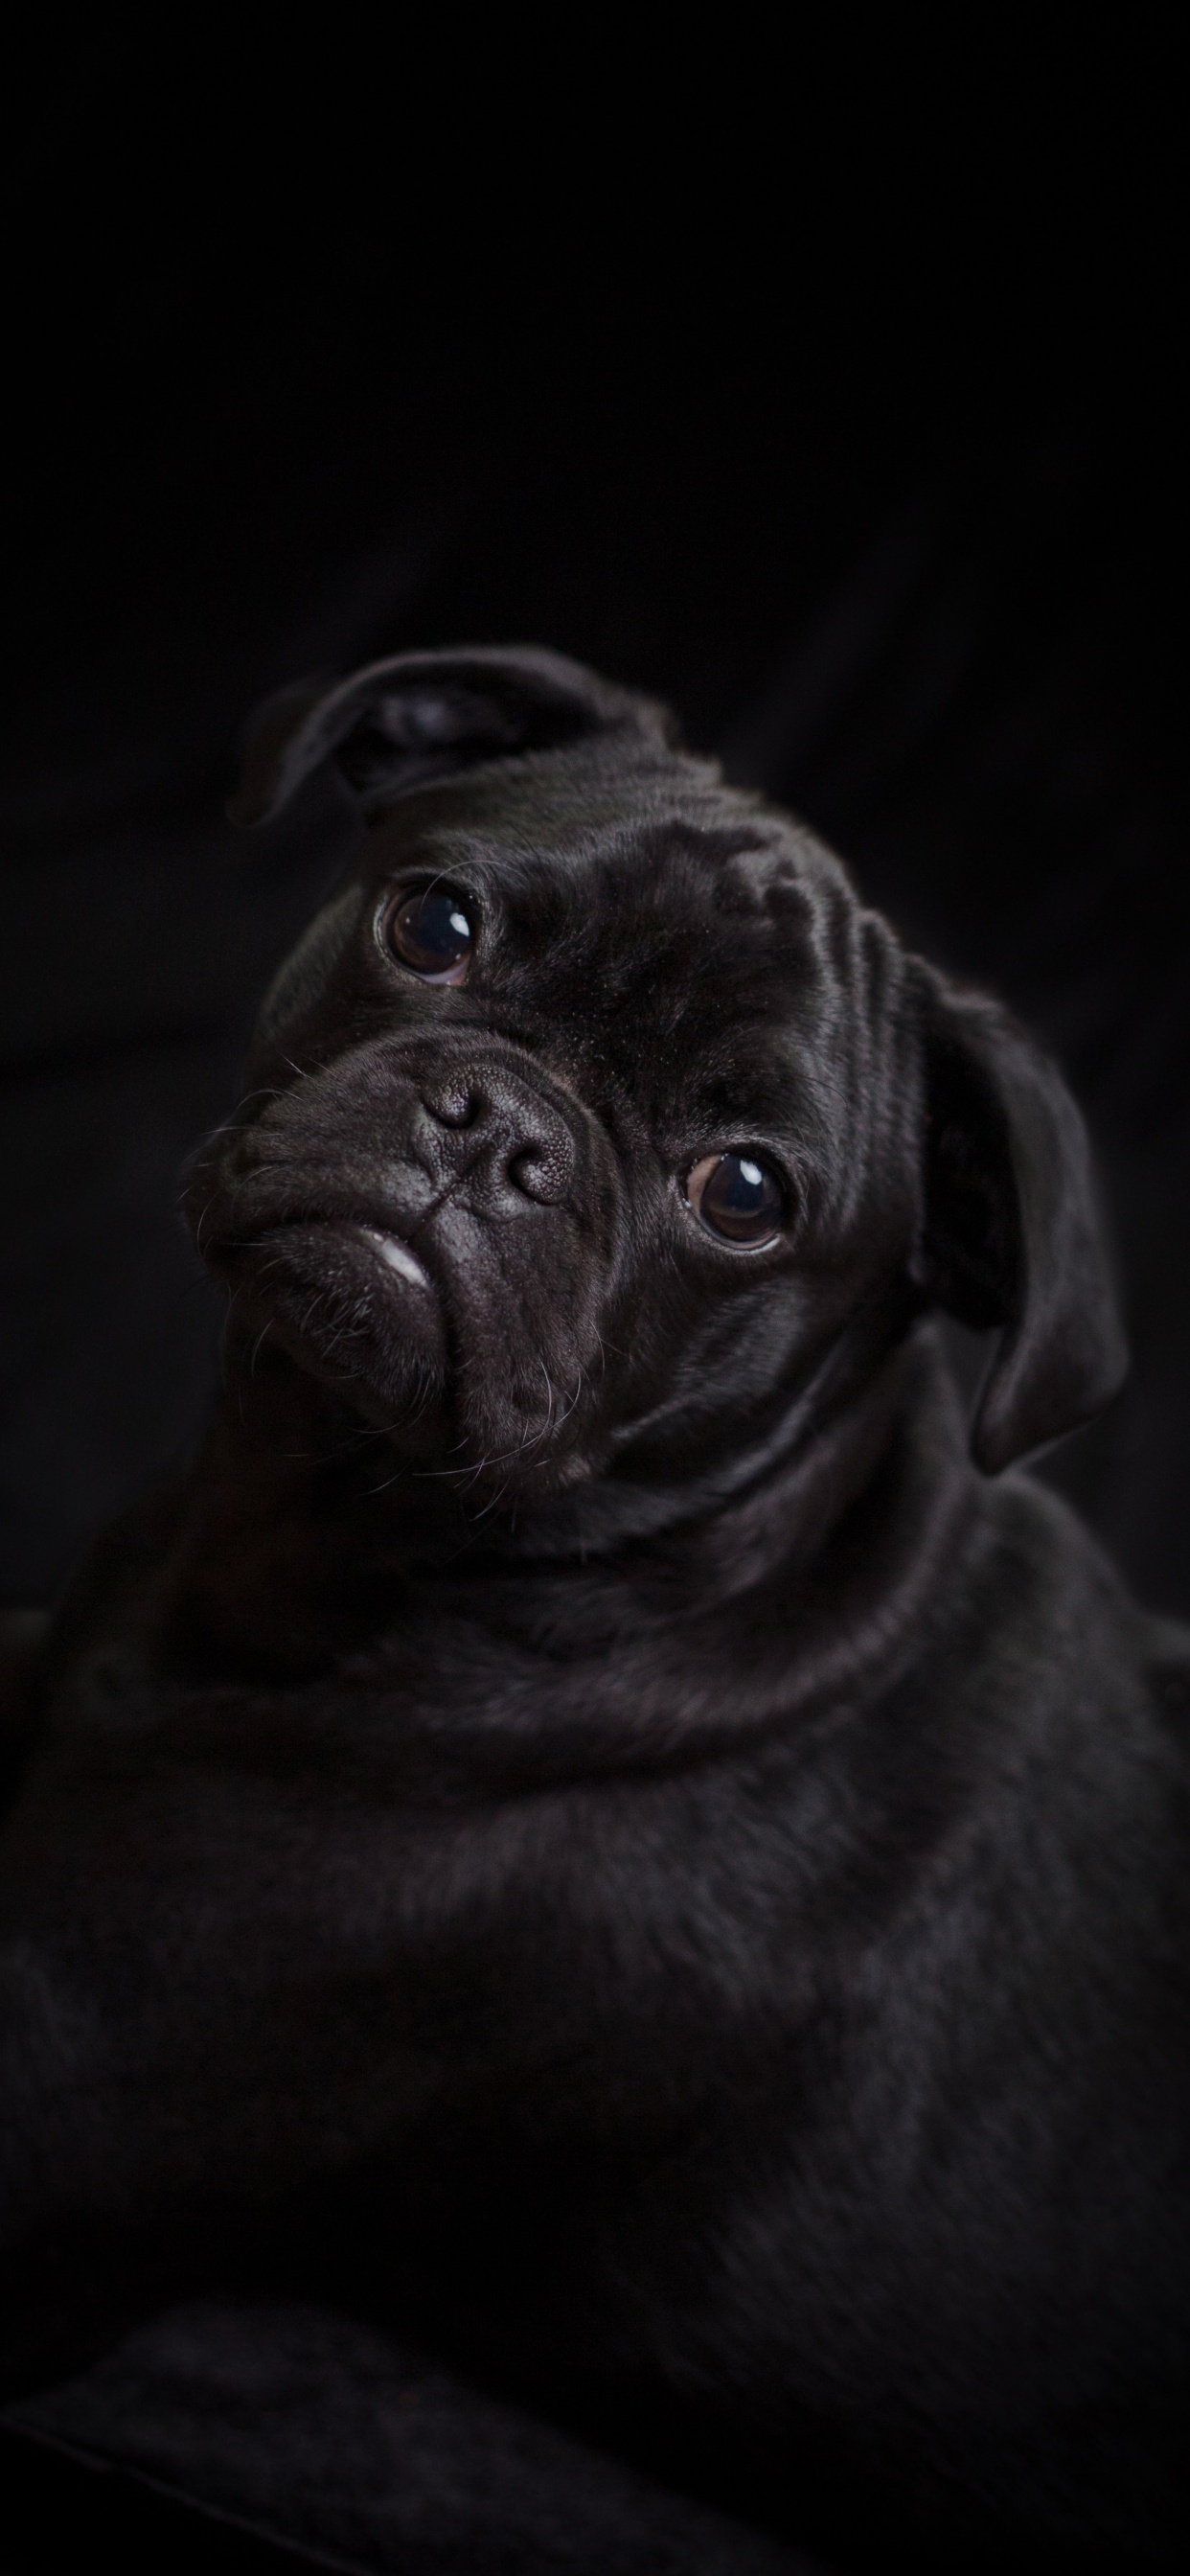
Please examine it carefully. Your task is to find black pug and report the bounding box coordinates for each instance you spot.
[1,647,1188,2572]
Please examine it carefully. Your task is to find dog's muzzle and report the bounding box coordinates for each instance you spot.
[188,1037,624,1476]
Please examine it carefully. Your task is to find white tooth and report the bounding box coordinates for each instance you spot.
[356,1228,430,1290]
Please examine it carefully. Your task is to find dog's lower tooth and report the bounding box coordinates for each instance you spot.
[357,1228,430,1291]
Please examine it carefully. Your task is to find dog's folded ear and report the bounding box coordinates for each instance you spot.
[917,970,1128,1472]
[228,647,673,827]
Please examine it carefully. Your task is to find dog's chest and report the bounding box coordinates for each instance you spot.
[40,1645,851,2129]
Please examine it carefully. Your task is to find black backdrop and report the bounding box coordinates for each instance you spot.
[4,34,1187,1618]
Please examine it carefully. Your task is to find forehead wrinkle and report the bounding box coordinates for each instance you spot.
[561,816,828,968]
[378,758,837,928]
[474,824,801,1012]
[373,741,739,878]
[801,887,913,1235]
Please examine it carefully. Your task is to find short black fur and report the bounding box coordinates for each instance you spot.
[1,647,1184,2573]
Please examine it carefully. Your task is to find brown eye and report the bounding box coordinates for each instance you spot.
[686,1151,786,1247]
[385,886,473,983]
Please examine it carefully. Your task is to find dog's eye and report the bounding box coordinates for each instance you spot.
[384,887,473,984]
[685,1151,786,1247]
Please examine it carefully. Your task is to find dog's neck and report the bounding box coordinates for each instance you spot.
[79,1313,980,1764]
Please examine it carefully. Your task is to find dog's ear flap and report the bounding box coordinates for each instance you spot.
[228,647,673,827]
[918,971,1128,1472]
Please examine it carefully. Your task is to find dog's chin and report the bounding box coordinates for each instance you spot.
[226,1221,450,1436]
[216,1222,608,1498]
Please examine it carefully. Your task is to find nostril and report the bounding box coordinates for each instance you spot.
[422,1081,480,1129]
[509,1141,571,1207]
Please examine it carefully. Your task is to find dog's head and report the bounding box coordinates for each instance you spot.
[189,646,1126,1508]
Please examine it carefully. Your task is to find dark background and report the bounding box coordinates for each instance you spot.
[4,32,1187,1619]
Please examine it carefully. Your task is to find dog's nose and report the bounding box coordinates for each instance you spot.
[418,1070,576,1208]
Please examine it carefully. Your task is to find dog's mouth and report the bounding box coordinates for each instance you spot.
[271,1217,435,1298]
[217,1211,438,1298]
[208,1207,450,1430]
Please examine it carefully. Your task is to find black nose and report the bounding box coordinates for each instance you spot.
[418,1068,577,1208]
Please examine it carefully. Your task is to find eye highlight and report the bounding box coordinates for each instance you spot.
[685,1151,787,1248]
[384,886,473,983]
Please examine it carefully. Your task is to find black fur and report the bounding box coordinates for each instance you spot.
[1,647,1185,2570]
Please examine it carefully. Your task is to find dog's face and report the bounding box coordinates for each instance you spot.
[190,649,1126,1505]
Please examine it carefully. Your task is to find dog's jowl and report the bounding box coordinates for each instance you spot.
[1,648,1186,2570]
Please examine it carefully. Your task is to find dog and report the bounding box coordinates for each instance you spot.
[1,646,1187,2570]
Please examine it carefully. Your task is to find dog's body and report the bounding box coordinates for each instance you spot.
[1,651,1187,2569]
